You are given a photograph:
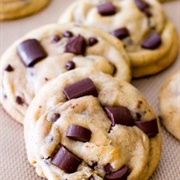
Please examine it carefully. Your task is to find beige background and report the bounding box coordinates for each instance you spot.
[0,0,179,179]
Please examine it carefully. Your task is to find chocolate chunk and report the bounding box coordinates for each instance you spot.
[51,113,60,123]
[104,106,135,126]
[4,64,14,72]
[134,0,149,11]
[104,163,113,174]
[97,2,116,16]
[17,39,47,67]
[52,35,61,43]
[44,77,49,81]
[110,28,129,40]
[88,37,98,46]
[63,78,98,100]
[134,0,151,17]
[63,31,73,38]
[16,96,24,105]
[66,125,91,142]
[141,33,161,49]
[52,146,82,173]
[105,165,130,180]
[88,175,95,180]
[65,35,86,55]
[135,118,158,137]
[65,61,76,70]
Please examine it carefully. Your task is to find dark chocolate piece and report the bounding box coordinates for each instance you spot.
[88,175,95,180]
[134,0,151,17]
[17,39,47,67]
[44,77,49,81]
[141,33,161,49]
[134,0,149,11]
[16,96,24,105]
[135,118,159,137]
[65,35,86,55]
[51,113,60,123]
[110,27,129,40]
[104,106,134,126]
[97,2,116,16]
[66,124,91,142]
[4,64,14,72]
[104,163,113,174]
[88,37,98,46]
[105,165,130,180]
[52,146,82,173]
[65,61,76,70]
[63,78,98,100]
[52,35,61,43]
[63,31,73,38]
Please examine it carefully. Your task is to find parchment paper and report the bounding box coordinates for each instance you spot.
[0,0,179,179]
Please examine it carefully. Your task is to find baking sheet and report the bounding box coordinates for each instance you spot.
[0,0,179,179]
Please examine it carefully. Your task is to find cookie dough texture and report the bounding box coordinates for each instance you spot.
[24,68,161,180]
[0,0,51,20]
[159,70,180,140]
[0,23,130,124]
[59,0,179,77]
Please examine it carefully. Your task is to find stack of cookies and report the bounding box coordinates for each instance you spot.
[0,0,179,180]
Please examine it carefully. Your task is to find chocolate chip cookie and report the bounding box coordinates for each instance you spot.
[24,68,161,180]
[0,0,51,20]
[0,23,130,124]
[159,70,180,140]
[59,0,179,77]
